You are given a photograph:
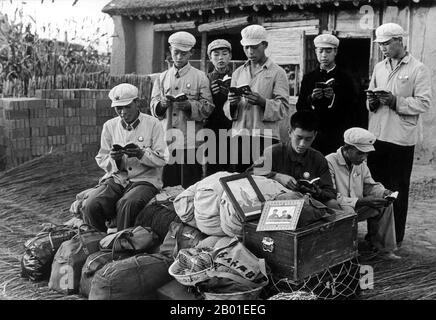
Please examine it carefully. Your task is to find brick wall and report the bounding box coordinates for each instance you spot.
[0,89,116,170]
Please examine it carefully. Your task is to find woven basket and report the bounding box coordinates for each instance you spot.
[168,259,212,286]
[203,285,265,300]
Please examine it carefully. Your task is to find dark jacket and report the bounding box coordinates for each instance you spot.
[296,66,358,155]
[206,66,233,132]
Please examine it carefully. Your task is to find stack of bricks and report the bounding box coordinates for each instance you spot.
[0,89,115,169]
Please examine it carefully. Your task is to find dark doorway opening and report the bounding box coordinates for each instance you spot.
[336,38,371,129]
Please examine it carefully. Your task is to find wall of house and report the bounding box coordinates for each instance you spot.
[134,20,155,75]
[110,15,137,74]
[409,5,436,163]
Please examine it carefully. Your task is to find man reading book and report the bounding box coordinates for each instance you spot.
[366,23,432,247]
[296,34,358,155]
[224,25,290,173]
[250,111,340,210]
[326,127,400,260]
[151,31,214,188]
[205,39,233,175]
[81,83,168,233]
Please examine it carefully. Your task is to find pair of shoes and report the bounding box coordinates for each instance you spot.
[378,252,402,260]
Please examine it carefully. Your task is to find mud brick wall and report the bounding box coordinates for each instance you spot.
[0,89,115,170]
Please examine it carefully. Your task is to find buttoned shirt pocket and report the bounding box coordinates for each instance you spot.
[399,114,419,126]
[394,74,413,96]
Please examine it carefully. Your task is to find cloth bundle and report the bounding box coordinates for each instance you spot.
[174,172,289,238]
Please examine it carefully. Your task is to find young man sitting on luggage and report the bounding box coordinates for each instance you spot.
[251,110,340,210]
[81,83,168,233]
[326,128,401,260]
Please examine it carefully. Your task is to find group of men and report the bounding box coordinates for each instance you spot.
[79,22,431,261]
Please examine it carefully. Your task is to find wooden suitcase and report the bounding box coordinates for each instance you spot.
[243,210,358,283]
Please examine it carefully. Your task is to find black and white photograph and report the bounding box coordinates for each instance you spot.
[0,0,436,308]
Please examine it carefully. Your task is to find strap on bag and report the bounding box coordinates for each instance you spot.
[100,229,136,256]
[76,223,98,256]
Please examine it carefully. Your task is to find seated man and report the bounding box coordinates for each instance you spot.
[82,83,168,232]
[251,110,340,209]
[326,127,400,259]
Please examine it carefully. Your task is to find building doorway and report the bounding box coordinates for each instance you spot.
[336,38,371,129]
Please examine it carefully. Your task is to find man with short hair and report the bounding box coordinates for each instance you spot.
[205,39,233,175]
[151,31,214,188]
[251,111,339,209]
[224,24,290,173]
[326,127,400,259]
[366,23,432,246]
[82,83,168,232]
[296,34,357,155]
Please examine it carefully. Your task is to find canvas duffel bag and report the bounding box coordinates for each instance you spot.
[88,253,173,300]
[99,226,159,254]
[79,250,132,298]
[159,221,207,259]
[48,225,106,294]
[134,203,178,242]
[21,225,77,281]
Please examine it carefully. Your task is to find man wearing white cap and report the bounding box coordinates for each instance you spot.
[223,24,290,173]
[297,34,358,156]
[151,31,214,188]
[82,83,168,232]
[205,39,233,175]
[326,128,400,260]
[366,23,432,246]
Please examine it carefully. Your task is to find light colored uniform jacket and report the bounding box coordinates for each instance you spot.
[326,148,386,210]
[150,63,214,149]
[368,53,432,146]
[95,113,168,190]
[223,58,290,140]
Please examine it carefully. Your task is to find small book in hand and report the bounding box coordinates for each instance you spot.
[384,191,399,201]
[298,177,320,189]
[315,78,335,89]
[214,75,232,87]
[165,93,188,102]
[112,143,138,152]
[365,88,390,96]
[229,84,251,96]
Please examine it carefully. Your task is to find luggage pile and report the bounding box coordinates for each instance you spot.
[20,173,362,300]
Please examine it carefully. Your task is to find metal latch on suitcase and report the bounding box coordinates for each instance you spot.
[262,237,274,253]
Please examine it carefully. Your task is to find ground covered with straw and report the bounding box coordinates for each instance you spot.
[0,152,435,300]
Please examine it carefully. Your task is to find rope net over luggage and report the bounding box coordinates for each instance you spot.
[266,258,362,300]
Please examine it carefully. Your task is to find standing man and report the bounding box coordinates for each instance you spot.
[223,24,290,173]
[367,23,432,247]
[82,83,168,232]
[251,111,340,210]
[205,39,233,175]
[296,34,357,155]
[326,128,400,259]
[151,31,214,188]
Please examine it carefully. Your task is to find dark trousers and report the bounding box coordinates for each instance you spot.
[205,131,232,176]
[367,140,415,243]
[163,148,202,189]
[81,178,158,232]
[231,136,280,173]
